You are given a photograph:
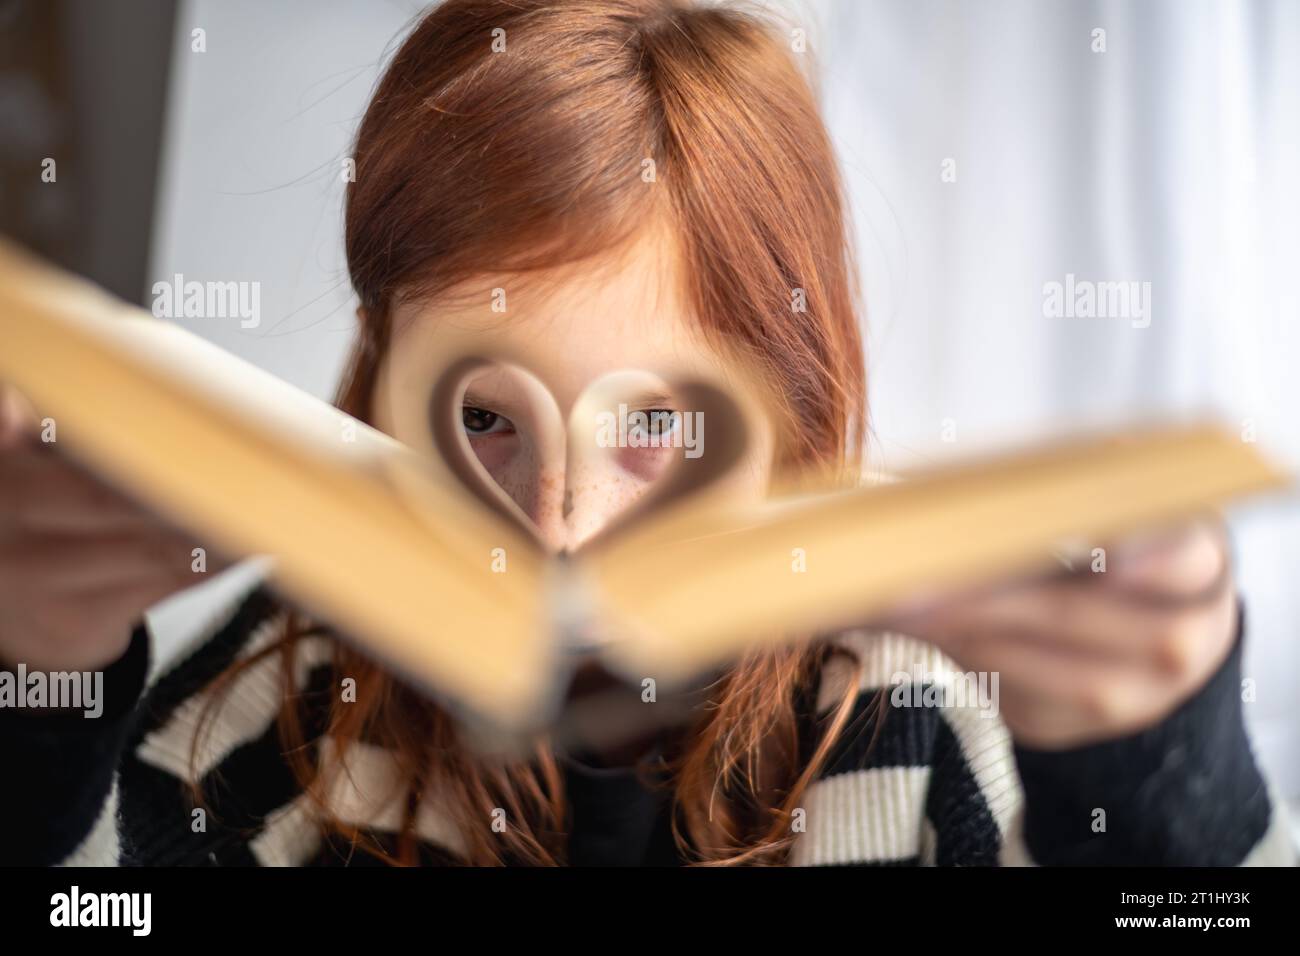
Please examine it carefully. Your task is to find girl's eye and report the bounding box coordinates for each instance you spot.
[628,409,680,441]
[462,405,514,436]
[651,410,680,434]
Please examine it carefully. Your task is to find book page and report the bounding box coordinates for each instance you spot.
[590,426,1292,683]
[0,240,549,727]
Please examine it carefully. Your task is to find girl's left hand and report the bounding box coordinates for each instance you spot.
[886,518,1238,750]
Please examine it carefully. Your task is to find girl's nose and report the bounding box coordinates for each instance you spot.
[522,454,650,552]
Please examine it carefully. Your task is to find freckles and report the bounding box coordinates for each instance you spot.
[481,451,659,542]
[530,467,566,515]
[557,469,657,549]
[537,468,564,497]
[616,446,675,481]
[574,471,646,513]
[483,448,547,513]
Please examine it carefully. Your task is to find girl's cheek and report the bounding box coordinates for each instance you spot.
[616,444,676,482]
[469,434,546,518]
[562,469,647,548]
[468,433,519,475]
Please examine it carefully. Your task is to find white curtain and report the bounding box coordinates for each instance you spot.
[792,0,1300,793]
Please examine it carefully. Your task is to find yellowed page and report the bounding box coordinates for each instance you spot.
[0,241,547,726]
[591,426,1291,682]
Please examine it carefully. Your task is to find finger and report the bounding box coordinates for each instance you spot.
[880,519,1230,629]
[1102,518,1228,598]
[0,385,39,449]
[991,689,1119,750]
[942,627,1165,706]
[80,573,200,624]
[953,634,1191,749]
[891,573,1233,668]
[2,527,200,592]
[893,580,1152,663]
[0,448,170,533]
[6,597,137,671]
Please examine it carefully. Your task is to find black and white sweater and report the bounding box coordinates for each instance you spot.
[2,586,1294,866]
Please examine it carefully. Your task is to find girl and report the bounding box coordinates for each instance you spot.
[0,0,1291,866]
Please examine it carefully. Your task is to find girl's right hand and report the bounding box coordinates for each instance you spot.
[0,385,210,672]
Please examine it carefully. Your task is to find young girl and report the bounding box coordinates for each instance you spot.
[0,0,1291,866]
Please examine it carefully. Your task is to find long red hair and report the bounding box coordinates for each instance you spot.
[201,0,868,865]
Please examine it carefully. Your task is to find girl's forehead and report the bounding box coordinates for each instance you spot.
[389,241,727,405]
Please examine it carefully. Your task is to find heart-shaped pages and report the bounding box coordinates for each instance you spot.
[376,345,773,556]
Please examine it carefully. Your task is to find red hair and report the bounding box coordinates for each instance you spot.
[201,0,868,865]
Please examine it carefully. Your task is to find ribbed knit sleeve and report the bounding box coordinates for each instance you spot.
[1005,616,1295,866]
[0,623,149,865]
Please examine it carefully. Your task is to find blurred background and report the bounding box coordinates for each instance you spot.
[1,0,1297,801]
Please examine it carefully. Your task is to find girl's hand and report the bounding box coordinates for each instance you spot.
[0,385,216,672]
[886,519,1237,750]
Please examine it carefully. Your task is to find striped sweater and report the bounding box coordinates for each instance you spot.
[3,586,1294,866]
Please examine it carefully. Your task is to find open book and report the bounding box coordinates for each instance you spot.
[0,240,1290,734]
